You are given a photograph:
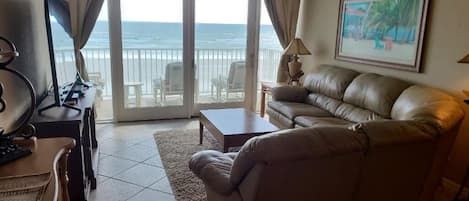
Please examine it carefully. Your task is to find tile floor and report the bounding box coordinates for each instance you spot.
[90,118,199,201]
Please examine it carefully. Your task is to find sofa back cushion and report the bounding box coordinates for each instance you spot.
[343,73,411,118]
[391,85,464,133]
[305,93,343,115]
[303,65,359,100]
[334,103,386,122]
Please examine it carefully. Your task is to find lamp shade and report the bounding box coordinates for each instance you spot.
[459,54,469,63]
[284,38,311,56]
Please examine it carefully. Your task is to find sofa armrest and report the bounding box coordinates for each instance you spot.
[230,126,368,186]
[270,86,308,103]
[189,150,236,195]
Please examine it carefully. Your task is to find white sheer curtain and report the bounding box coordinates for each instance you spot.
[48,0,104,81]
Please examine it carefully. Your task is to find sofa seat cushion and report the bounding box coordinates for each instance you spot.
[266,107,294,128]
[335,103,387,123]
[268,101,332,119]
[305,93,343,115]
[295,116,353,128]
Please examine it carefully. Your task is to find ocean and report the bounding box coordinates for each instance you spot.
[51,21,282,50]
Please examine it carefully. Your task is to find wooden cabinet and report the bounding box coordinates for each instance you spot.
[32,87,99,201]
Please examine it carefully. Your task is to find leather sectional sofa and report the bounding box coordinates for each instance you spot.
[190,65,464,201]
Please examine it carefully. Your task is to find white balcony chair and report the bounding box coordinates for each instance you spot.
[153,62,183,105]
[88,72,105,107]
[153,62,198,105]
[210,61,246,101]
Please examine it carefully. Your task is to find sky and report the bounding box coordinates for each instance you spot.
[97,0,273,25]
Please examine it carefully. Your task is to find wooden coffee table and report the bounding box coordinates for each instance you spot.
[199,108,279,152]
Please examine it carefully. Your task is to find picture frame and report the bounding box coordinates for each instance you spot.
[335,0,429,72]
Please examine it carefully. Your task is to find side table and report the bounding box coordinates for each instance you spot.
[0,137,75,201]
[124,82,143,107]
[260,82,288,117]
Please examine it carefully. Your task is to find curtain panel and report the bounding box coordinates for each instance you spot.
[264,0,301,82]
[48,0,72,36]
[48,0,104,81]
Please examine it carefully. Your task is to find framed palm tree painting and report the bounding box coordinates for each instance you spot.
[335,0,429,72]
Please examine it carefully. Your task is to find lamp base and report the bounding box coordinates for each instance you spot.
[288,60,302,77]
[288,58,304,85]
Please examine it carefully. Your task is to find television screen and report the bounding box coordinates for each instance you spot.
[48,15,77,87]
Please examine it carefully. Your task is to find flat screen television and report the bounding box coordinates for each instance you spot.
[39,0,82,113]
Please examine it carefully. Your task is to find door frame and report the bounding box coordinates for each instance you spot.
[246,0,261,112]
[108,0,261,121]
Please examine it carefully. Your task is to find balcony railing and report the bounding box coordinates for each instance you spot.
[54,48,282,97]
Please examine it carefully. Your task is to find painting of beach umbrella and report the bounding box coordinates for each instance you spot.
[335,0,429,72]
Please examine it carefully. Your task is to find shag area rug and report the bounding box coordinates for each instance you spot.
[153,129,221,201]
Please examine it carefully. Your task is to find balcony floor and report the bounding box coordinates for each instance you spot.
[95,93,245,121]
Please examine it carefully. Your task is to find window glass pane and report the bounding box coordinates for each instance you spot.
[49,16,76,86]
[120,0,184,108]
[82,0,112,120]
[194,0,249,104]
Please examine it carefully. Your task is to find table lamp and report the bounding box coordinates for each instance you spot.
[454,53,469,201]
[459,54,469,64]
[284,38,311,85]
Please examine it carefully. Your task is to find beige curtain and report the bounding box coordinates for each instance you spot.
[264,0,301,82]
[68,0,104,81]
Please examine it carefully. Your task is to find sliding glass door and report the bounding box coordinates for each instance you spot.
[109,0,191,121]
[194,0,249,110]
[109,0,259,121]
